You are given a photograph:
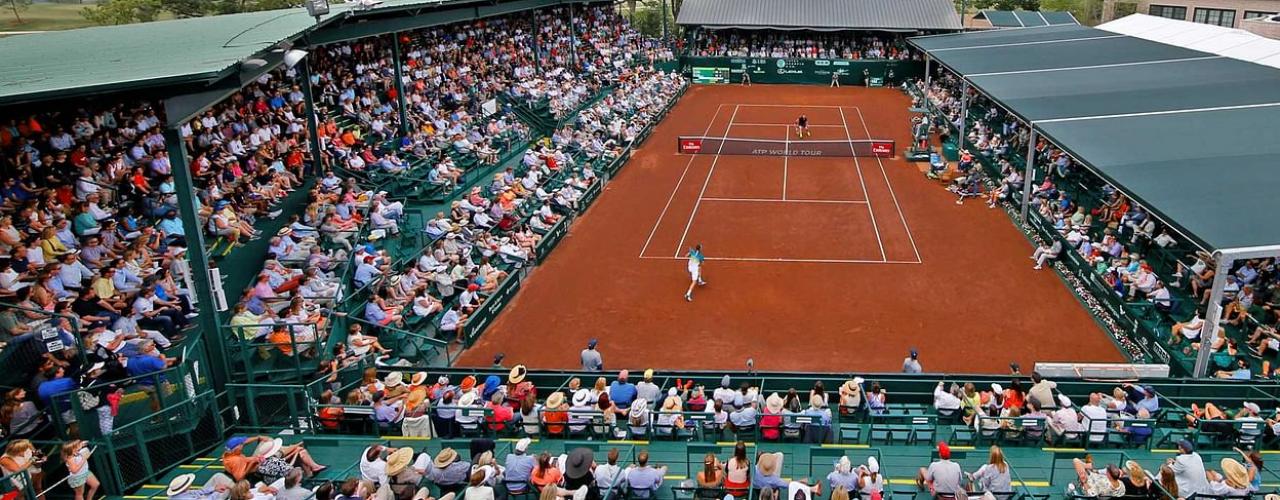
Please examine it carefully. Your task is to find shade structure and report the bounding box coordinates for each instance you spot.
[909,17,1280,254]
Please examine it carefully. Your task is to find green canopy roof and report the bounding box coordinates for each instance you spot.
[675,0,961,31]
[973,10,1079,28]
[0,0,517,105]
[909,26,1280,253]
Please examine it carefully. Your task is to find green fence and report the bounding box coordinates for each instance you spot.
[452,83,688,354]
[682,57,925,86]
[912,84,1189,374]
[89,389,224,494]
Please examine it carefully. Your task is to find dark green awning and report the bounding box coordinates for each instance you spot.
[909,26,1280,253]
[676,0,961,31]
[972,10,1080,28]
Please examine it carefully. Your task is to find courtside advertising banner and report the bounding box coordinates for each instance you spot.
[678,137,704,154]
[872,141,894,157]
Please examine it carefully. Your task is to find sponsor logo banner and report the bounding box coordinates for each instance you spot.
[679,138,703,154]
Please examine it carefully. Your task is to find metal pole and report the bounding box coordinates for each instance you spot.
[163,126,231,388]
[661,0,670,43]
[533,11,542,70]
[924,56,932,91]
[1193,257,1233,377]
[392,33,410,136]
[569,2,579,69]
[957,80,969,151]
[1020,128,1036,221]
[299,52,324,176]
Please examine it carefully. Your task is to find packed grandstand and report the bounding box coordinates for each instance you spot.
[0,0,1279,499]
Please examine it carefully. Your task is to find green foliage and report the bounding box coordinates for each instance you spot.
[160,0,209,17]
[1040,0,1106,24]
[81,0,163,25]
[957,0,1041,13]
[82,0,343,25]
[5,0,32,24]
[629,0,677,39]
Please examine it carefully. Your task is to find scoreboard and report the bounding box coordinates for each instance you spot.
[692,66,731,84]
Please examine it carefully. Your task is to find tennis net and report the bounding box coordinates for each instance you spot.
[677,136,895,158]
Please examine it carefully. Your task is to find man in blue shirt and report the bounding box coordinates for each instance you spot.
[158,210,186,240]
[503,438,536,494]
[1216,357,1252,380]
[609,370,637,410]
[626,451,666,498]
[127,340,174,387]
[353,256,381,289]
[36,367,77,408]
[1122,384,1159,414]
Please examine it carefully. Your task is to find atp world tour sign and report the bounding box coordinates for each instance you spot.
[687,57,923,85]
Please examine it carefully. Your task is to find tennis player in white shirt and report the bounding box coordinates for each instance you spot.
[685,244,707,302]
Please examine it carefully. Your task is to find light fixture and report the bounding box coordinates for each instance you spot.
[284,49,309,69]
[305,0,330,21]
[242,58,269,70]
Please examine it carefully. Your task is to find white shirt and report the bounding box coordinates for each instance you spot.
[359,447,388,485]
[1080,403,1109,442]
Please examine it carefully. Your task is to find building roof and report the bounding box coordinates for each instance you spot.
[1099,13,1280,70]
[675,0,961,31]
[908,19,1280,253]
[0,0,484,105]
[972,10,1078,28]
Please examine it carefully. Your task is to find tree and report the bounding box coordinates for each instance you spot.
[957,0,1040,12]
[160,0,210,18]
[1040,0,1105,24]
[5,0,31,24]
[81,0,163,25]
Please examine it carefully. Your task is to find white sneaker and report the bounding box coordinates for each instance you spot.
[1033,265,1042,270]
[698,280,706,286]
[685,293,692,302]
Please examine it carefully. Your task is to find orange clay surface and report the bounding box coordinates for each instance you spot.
[455,84,1125,374]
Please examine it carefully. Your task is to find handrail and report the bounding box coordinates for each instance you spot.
[0,301,88,367]
[1004,461,1036,500]
[343,313,449,348]
[0,469,36,500]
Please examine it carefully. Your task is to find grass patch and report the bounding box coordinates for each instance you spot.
[1,3,97,32]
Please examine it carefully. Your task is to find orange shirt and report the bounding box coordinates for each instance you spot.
[269,329,294,356]
[543,405,568,435]
[531,465,563,488]
[222,451,259,481]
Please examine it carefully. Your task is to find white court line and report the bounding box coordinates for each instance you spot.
[852,106,923,264]
[701,197,868,204]
[674,104,740,257]
[729,104,858,109]
[639,103,724,257]
[639,255,921,264]
[782,128,789,200]
[733,122,846,128]
[838,106,887,262]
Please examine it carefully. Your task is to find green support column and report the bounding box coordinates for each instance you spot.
[299,53,325,175]
[163,126,231,388]
[533,11,542,69]
[568,2,579,69]
[392,33,411,137]
[661,0,669,43]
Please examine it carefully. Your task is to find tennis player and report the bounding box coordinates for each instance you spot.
[685,244,706,302]
[796,114,810,138]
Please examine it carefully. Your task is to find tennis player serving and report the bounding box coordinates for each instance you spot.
[796,114,810,138]
[685,244,707,302]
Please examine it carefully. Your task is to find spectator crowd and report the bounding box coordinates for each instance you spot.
[913,71,1280,380]
[687,31,916,60]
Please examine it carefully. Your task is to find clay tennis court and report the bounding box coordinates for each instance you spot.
[456,84,1125,373]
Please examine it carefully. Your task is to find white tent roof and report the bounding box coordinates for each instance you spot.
[1098,13,1280,69]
